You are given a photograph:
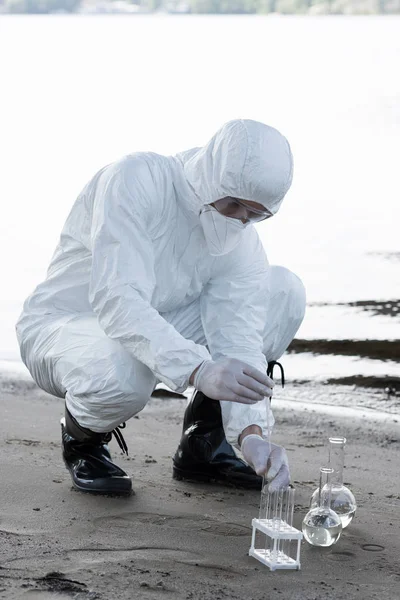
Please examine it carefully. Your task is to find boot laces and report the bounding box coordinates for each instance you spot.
[111,423,129,455]
[267,361,285,388]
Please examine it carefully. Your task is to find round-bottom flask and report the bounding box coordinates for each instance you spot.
[310,437,356,528]
[310,485,356,529]
[302,467,342,547]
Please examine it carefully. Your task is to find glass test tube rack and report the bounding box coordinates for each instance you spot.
[249,485,302,571]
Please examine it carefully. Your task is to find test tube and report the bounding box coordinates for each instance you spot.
[272,489,282,563]
[279,487,288,559]
[283,486,295,561]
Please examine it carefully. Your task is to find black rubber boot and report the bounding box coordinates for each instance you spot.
[172,391,263,489]
[61,408,132,496]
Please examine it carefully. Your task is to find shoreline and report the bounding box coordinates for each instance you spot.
[1,350,399,417]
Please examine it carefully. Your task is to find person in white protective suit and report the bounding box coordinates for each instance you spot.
[16,119,306,496]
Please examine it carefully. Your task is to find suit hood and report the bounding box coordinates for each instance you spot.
[176,119,293,215]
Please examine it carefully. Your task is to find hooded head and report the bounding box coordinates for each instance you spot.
[178,119,294,215]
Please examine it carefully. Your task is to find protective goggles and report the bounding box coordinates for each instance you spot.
[212,197,273,223]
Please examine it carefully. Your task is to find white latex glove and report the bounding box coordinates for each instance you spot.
[241,434,290,491]
[193,358,274,405]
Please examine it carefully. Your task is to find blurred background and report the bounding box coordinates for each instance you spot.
[0,7,399,408]
[1,0,400,15]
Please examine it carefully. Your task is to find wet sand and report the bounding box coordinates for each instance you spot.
[1,377,399,600]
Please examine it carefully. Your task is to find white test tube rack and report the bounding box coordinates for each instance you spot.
[249,486,302,571]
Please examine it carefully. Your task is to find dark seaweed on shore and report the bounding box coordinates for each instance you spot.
[325,375,400,392]
[309,299,400,318]
[288,339,400,362]
[291,375,400,394]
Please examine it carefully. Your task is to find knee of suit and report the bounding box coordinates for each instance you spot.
[66,383,152,433]
[269,265,306,323]
[101,379,151,416]
[64,356,156,432]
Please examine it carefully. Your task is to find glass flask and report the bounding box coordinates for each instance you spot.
[302,467,342,547]
[310,437,356,528]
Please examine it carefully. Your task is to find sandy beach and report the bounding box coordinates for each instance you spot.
[1,374,399,600]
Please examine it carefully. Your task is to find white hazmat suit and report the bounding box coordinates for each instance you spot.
[16,120,306,447]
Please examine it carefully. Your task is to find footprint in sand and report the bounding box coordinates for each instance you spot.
[67,547,242,575]
[2,546,199,572]
[361,544,385,552]
[326,550,357,562]
[5,438,40,446]
[3,546,242,578]
[92,512,249,537]
[20,593,69,599]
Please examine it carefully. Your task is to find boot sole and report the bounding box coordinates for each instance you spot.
[172,464,262,490]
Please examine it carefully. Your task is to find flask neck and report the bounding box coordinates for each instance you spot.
[328,437,346,486]
[318,468,333,511]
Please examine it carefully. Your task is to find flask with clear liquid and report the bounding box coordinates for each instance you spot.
[302,467,342,547]
[310,437,356,528]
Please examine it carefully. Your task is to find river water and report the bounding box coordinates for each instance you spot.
[0,15,399,401]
